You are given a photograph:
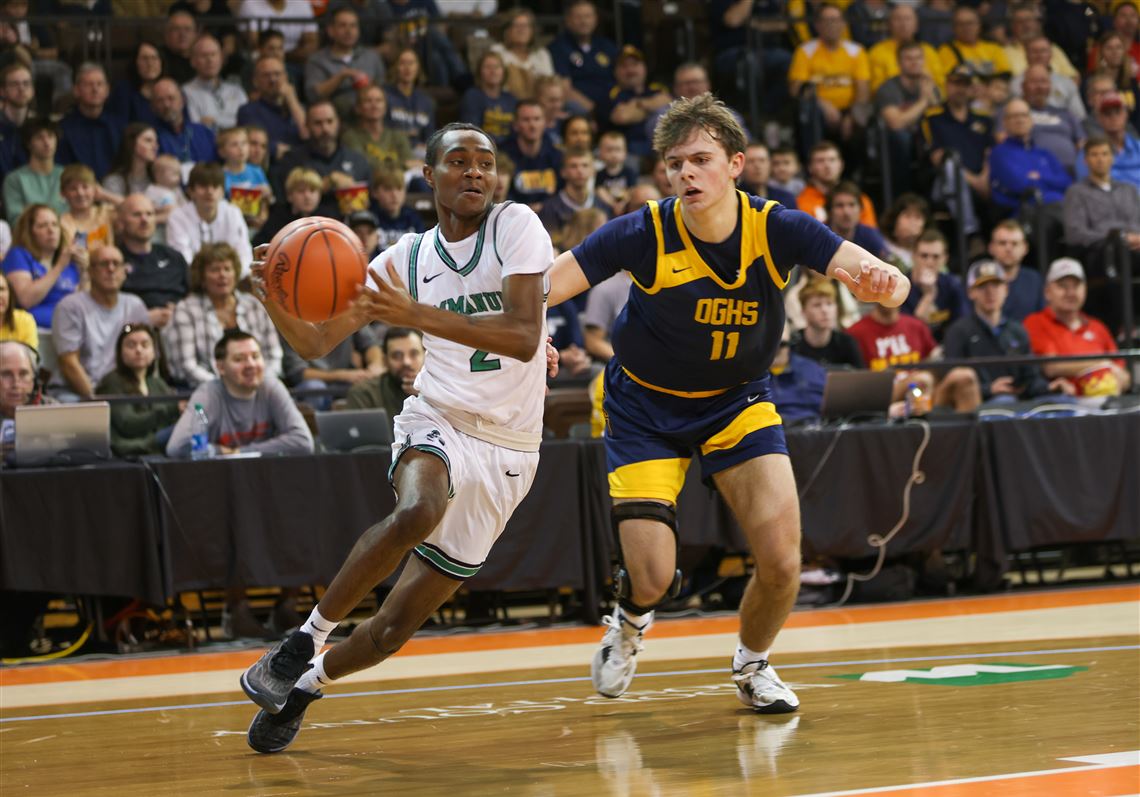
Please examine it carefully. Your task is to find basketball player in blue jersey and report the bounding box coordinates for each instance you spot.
[547,93,910,713]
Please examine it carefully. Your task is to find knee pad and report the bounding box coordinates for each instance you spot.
[611,501,683,612]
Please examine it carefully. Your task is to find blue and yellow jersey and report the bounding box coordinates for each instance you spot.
[572,192,843,397]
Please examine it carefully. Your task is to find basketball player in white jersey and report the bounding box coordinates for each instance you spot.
[240,123,554,753]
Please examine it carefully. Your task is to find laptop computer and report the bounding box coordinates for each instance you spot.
[13,402,112,467]
[315,409,393,453]
[820,370,895,420]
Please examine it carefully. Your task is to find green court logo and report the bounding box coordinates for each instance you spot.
[832,663,1088,686]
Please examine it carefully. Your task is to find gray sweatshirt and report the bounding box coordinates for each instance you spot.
[166,378,313,458]
[1062,179,1140,248]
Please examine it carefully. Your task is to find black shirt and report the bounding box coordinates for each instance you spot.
[941,312,1050,399]
[791,329,865,369]
[121,243,190,308]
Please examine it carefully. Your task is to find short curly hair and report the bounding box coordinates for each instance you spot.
[651,92,747,160]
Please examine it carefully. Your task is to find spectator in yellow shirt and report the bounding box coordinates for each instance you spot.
[869,4,944,92]
[1003,2,1079,79]
[938,6,1011,79]
[789,4,871,146]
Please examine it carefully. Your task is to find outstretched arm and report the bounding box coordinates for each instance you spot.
[826,241,910,307]
[547,249,592,308]
[358,262,545,362]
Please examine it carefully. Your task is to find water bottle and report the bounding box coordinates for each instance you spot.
[190,403,213,460]
[904,382,924,419]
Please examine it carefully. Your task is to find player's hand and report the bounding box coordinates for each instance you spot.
[250,243,270,303]
[836,261,903,307]
[359,261,416,325]
[545,336,559,379]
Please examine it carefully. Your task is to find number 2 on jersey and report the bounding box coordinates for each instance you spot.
[709,331,740,360]
[469,349,502,372]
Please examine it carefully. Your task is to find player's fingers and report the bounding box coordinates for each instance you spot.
[870,266,885,295]
[386,260,407,290]
[884,272,898,298]
[253,243,270,260]
[834,269,858,290]
[367,266,391,294]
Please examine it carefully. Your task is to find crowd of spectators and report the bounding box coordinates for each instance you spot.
[0,0,1137,459]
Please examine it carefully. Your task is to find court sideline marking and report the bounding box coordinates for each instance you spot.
[2,642,1135,724]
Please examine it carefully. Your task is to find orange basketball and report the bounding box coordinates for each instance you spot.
[263,217,369,322]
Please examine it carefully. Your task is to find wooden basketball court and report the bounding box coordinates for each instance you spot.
[2,585,1137,796]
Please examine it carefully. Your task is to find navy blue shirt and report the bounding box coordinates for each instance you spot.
[573,192,843,393]
[0,117,26,176]
[236,99,303,163]
[847,223,889,259]
[547,302,586,351]
[384,85,436,148]
[155,116,217,164]
[57,109,124,180]
[108,80,161,127]
[370,202,425,251]
[922,105,994,174]
[901,271,970,341]
[770,352,827,423]
[942,312,1050,398]
[500,134,563,206]
[598,163,639,205]
[270,144,373,210]
[1002,266,1045,322]
[600,82,670,157]
[458,88,517,141]
[547,32,620,110]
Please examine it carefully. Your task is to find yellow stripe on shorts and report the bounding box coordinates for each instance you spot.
[699,401,782,456]
[609,458,691,504]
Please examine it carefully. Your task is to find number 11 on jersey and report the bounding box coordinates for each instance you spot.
[710,330,739,360]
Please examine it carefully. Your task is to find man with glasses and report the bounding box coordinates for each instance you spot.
[51,245,149,400]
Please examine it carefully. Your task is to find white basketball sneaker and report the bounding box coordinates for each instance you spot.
[591,607,651,698]
[732,660,800,713]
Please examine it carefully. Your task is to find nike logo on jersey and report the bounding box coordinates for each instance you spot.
[423,272,444,283]
[671,266,691,274]
[505,470,520,477]
[746,394,761,404]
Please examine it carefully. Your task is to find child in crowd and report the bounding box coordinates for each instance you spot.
[594,131,637,215]
[217,126,271,231]
[245,125,271,176]
[147,153,185,243]
[347,209,381,260]
[769,146,804,197]
[60,164,115,250]
[369,169,424,251]
[494,151,515,204]
[254,167,323,246]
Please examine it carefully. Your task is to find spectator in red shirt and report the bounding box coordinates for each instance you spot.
[1023,257,1132,397]
[849,299,981,411]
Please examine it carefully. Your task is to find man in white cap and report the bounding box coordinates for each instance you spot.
[943,260,1073,402]
[1023,258,1131,397]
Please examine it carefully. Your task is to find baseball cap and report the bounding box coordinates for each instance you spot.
[947,64,975,82]
[346,210,379,229]
[617,44,645,63]
[1098,91,1125,112]
[1045,257,1086,283]
[967,260,1006,289]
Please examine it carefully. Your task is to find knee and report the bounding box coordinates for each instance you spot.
[754,551,801,591]
[628,566,677,607]
[945,367,978,388]
[385,497,446,551]
[359,617,409,662]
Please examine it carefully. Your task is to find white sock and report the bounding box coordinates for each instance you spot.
[300,607,338,654]
[734,642,771,672]
[619,607,653,633]
[296,651,333,694]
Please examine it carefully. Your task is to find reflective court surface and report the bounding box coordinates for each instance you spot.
[2,586,1138,796]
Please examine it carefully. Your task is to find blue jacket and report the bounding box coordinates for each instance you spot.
[155,114,217,164]
[769,353,827,424]
[57,109,124,180]
[1074,133,1140,191]
[989,137,1072,212]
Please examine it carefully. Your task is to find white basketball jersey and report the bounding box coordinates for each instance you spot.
[367,202,551,435]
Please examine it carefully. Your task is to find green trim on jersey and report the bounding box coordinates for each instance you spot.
[414,543,482,579]
[408,233,425,301]
[433,211,489,276]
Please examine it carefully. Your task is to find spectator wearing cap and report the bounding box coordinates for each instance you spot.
[1075,90,1140,189]
[921,63,994,234]
[942,260,1071,403]
[303,5,385,120]
[988,219,1044,322]
[826,181,889,259]
[1063,137,1140,332]
[1024,258,1132,397]
[1082,72,1140,141]
[790,278,865,369]
[1010,35,1085,122]
[989,98,1072,216]
[368,168,424,252]
[547,0,619,114]
[599,45,671,159]
[869,4,944,93]
[57,64,123,181]
[150,77,218,165]
[901,229,969,342]
[346,209,380,260]
[789,4,872,150]
[938,6,1011,79]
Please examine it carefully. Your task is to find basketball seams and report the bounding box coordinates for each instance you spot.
[267,217,367,322]
[320,229,338,321]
